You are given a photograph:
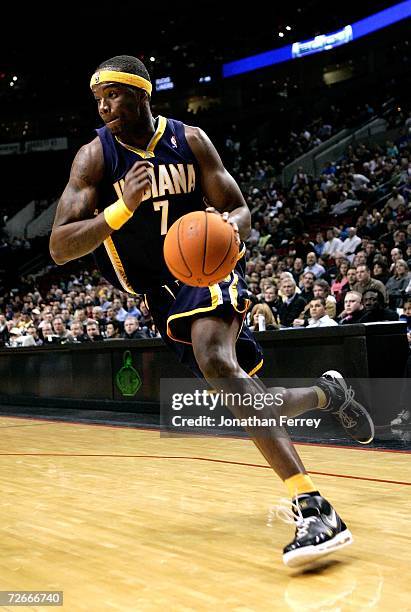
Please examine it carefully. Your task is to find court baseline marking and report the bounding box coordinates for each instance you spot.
[0,413,410,454]
[0,451,409,486]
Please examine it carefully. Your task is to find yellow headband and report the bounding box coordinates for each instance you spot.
[90,70,152,96]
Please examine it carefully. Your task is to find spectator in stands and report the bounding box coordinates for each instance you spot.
[112,297,128,322]
[314,232,325,258]
[60,307,73,327]
[340,227,362,262]
[390,247,403,273]
[248,303,278,331]
[339,291,364,325]
[104,320,122,339]
[402,176,411,203]
[0,314,9,347]
[292,166,308,186]
[40,322,59,344]
[139,301,154,331]
[360,289,399,323]
[86,319,104,342]
[24,325,43,346]
[92,306,107,333]
[386,187,405,211]
[299,271,315,303]
[393,229,409,257]
[122,316,148,340]
[386,140,399,158]
[399,298,411,342]
[304,252,325,278]
[291,258,304,283]
[148,323,161,338]
[322,228,344,259]
[260,285,280,319]
[385,260,411,309]
[331,260,349,303]
[364,241,378,268]
[295,233,315,261]
[104,307,116,324]
[52,316,73,343]
[372,259,390,285]
[99,293,112,310]
[311,279,337,320]
[306,297,338,328]
[277,278,307,328]
[70,320,88,343]
[353,264,388,303]
[7,327,23,347]
[73,308,87,325]
[126,297,142,319]
[331,192,359,216]
[348,172,370,193]
[38,309,54,330]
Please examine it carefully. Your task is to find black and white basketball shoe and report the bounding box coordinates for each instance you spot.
[278,494,353,568]
[316,370,374,444]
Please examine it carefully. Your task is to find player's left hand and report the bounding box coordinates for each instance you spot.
[206,207,241,247]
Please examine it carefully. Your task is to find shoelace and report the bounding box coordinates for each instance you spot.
[273,497,319,538]
[324,380,358,428]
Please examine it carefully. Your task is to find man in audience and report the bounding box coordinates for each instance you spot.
[304,252,325,278]
[126,297,142,319]
[277,278,307,328]
[52,316,73,343]
[313,279,337,319]
[86,319,104,342]
[386,186,405,211]
[122,316,149,340]
[40,322,59,343]
[339,291,364,325]
[322,228,344,259]
[70,320,88,343]
[21,325,42,347]
[341,227,362,262]
[306,297,338,328]
[359,289,399,323]
[92,306,108,334]
[300,271,315,303]
[353,264,388,304]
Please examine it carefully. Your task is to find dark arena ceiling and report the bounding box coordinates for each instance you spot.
[1,1,401,80]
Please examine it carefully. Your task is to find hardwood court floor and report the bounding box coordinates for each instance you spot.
[0,416,410,611]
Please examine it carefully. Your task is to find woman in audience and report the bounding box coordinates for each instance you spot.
[385,260,411,309]
[248,303,278,331]
[331,259,349,303]
[372,258,390,285]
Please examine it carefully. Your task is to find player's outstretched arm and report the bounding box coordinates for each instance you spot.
[50,139,152,265]
[185,126,251,241]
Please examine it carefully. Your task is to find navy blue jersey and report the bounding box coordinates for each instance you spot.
[94,116,204,294]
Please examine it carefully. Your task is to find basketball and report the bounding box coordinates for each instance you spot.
[163,211,239,286]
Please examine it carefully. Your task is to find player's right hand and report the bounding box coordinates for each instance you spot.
[122,160,153,212]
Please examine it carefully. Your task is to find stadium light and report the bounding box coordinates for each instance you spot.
[223,0,411,77]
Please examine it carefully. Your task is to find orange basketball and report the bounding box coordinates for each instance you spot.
[164,211,239,287]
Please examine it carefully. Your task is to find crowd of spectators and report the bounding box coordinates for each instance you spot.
[1,108,410,360]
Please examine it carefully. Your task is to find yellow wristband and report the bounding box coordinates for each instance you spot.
[104,198,133,230]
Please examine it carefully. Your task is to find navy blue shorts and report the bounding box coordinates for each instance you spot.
[145,256,264,379]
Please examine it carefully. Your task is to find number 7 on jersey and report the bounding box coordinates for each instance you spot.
[153,200,169,235]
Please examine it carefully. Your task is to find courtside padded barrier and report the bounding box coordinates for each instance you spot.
[0,323,408,423]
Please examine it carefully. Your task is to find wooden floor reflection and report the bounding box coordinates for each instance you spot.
[0,416,410,611]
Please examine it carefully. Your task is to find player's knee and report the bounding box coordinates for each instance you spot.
[197,347,238,380]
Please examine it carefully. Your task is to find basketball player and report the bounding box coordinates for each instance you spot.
[50,56,372,567]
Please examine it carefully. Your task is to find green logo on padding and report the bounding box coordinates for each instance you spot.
[116,350,142,396]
